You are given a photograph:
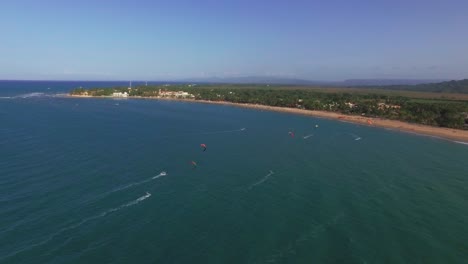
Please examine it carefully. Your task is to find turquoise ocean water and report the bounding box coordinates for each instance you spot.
[1,81,467,263]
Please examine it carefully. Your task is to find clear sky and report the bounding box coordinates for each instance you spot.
[1,0,467,81]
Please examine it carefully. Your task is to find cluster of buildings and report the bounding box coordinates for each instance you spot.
[344,102,401,110]
[157,89,195,99]
[112,92,129,97]
[108,88,195,99]
[377,103,401,110]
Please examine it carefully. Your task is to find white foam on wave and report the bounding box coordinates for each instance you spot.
[15,92,47,98]
[454,141,468,146]
[1,192,151,261]
[303,134,313,139]
[249,170,274,189]
[5,92,62,99]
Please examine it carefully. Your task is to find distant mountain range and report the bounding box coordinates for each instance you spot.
[182,76,328,85]
[181,76,448,86]
[342,79,449,86]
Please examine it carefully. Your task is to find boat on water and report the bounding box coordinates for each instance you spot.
[160,171,167,176]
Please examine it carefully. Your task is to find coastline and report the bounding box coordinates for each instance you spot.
[67,94,468,143]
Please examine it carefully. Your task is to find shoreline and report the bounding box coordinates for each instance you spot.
[67,94,468,143]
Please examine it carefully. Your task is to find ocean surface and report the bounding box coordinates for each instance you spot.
[1,81,467,263]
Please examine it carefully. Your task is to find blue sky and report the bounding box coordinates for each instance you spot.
[1,0,467,81]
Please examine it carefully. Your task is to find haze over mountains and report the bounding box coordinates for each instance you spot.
[182,76,448,86]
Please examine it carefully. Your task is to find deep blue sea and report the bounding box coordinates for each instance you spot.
[1,81,467,263]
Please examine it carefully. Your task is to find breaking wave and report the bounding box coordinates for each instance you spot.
[15,92,48,98]
[0,92,58,99]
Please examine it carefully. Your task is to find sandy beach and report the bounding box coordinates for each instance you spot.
[68,95,468,143]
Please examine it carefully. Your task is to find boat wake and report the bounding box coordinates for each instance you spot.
[249,170,274,189]
[303,134,313,139]
[153,171,167,179]
[1,193,151,261]
[91,172,167,202]
[111,172,167,193]
[110,192,151,210]
[349,133,362,141]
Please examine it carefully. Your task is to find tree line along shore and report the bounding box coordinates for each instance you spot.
[70,84,468,131]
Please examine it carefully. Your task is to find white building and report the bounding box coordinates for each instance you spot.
[112,92,128,97]
[158,90,194,98]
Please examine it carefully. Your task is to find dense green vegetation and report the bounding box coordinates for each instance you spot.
[71,84,468,129]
